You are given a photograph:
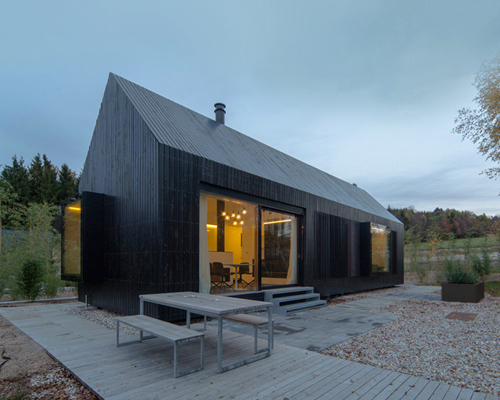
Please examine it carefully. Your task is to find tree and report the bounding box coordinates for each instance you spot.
[41,154,58,204]
[57,163,79,203]
[453,53,500,181]
[17,258,44,301]
[29,154,59,204]
[1,155,30,206]
[0,179,18,250]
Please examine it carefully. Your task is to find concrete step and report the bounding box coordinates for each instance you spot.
[280,299,327,313]
[264,286,315,298]
[273,293,320,306]
[263,286,326,314]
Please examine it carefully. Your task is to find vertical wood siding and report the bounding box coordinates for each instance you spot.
[78,80,405,318]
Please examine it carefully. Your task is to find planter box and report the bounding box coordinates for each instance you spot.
[441,282,484,303]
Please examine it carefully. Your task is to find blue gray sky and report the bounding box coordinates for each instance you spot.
[1,1,500,215]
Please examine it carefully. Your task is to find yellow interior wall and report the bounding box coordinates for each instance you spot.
[225,225,242,263]
[207,226,217,251]
[372,232,389,271]
[63,201,81,275]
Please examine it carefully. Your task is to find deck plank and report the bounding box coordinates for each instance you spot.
[429,383,452,400]
[315,366,388,400]
[0,304,498,400]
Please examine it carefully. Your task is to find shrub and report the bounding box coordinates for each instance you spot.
[17,258,44,301]
[480,249,491,276]
[468,251,491,278]
[443,260,480,284]
[43,273,62,299]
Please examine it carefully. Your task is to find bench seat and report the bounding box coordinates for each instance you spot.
[116,315,204,378]
[224,314,273,354]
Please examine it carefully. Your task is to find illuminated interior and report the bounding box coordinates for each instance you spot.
[201,194,298,293]
[62,200,81,280]
[371,223,391,273]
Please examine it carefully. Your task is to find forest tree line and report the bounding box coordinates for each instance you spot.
[0,154,79,230]
[388,206,500,241]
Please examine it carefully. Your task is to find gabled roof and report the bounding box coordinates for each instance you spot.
[110,73,399,223]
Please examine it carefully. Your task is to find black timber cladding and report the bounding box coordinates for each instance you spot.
[79,76,165,315]
[111,73,400,224]
[77,73,405,318]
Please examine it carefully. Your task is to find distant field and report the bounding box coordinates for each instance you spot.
[404,235,500,285]
[412,236,498,251]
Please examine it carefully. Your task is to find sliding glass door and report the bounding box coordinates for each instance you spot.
[200,192,299,293]
[260,208,298,288]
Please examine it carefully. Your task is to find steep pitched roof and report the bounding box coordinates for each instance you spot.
[110,73,399,223]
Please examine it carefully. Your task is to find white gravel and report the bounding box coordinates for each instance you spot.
[327,285,410,305]
[322,291,500,397]
[30,365,89,400]
[64,307,138,335]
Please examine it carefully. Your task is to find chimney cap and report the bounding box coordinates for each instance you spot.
[214,103,226,112]
[214,103,226,124]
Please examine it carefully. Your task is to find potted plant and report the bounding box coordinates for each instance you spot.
[441,261,484,303]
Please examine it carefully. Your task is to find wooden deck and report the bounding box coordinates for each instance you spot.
[0,303,497,400]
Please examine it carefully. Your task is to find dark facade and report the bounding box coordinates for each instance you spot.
[74,73,404,317]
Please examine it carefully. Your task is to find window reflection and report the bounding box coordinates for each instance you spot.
[371,223,390,273]
[261,210,297,286]
[62,200,81,280]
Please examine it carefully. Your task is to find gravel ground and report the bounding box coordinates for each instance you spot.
[65,306,138,335]
[0,312,98,400]
[326,285,411,305]
[322,291,500,397]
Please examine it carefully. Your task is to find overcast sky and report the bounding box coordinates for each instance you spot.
[1,1,500,215]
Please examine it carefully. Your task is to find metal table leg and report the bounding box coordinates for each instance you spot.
[267,307,273,355]
[217,316,223,373]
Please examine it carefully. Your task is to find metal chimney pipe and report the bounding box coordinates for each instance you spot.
[214,103,226,124]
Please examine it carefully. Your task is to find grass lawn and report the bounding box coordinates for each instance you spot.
[486,281,500,297]
[412,236,499,251]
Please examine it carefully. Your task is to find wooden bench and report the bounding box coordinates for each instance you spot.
[116,315,204,378]
[223,314,274,354]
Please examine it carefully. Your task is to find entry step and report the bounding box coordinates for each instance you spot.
[263,287,326,314]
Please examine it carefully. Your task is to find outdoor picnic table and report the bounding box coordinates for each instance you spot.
[139,291,273,373]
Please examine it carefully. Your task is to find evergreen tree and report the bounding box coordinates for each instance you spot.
[41,154,58,204]
[28,154,60,204]
[1,155,30,206]
[28,154,44,203]
[57,163,79,203]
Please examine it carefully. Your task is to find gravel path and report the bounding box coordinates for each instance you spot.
[322,291,500,397]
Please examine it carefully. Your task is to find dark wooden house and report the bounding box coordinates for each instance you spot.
[61,73,403,316]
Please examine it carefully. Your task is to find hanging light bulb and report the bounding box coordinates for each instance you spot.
[225,215,230,220]
[236,213,241,220]
[242,208,247,215]
[240,220,244,225]
[222,211,227,216]
[233,220,237,225]
[231,211,236,218]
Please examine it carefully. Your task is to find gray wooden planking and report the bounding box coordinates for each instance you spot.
[0,303,498,400]
[358,371,404,399]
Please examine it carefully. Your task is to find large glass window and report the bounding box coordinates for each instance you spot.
[199,193,299,293]
[201,194,258,293]
[261,210,297,287]
[371,223,391,273]
[61,200,81,281]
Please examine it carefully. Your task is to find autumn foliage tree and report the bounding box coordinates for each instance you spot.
[453,53,500,181]
[388,206,498,241]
